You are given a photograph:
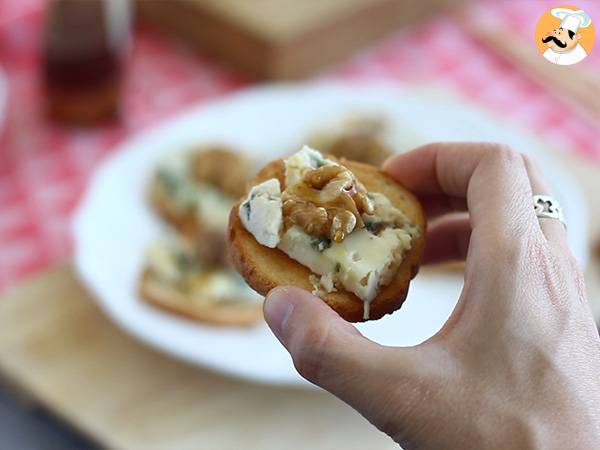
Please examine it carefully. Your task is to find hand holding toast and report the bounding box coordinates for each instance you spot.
[264,143,600,449]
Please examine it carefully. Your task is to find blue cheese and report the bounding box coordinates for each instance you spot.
[196,183,234,230]
[146,238,182,283]
[146,236,261,305]
[239,178,283,248]
[285,145,335,187]
[309,273,337,297]
[155,151,234,229]
[279,225,412,308]
[190,270,263,305]
[364,192,418,236]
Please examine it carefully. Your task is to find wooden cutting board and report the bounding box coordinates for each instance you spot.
[0,149,598,450]
[0,264,398,450]
[135,0,465,80]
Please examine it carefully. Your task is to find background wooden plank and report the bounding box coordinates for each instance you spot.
[136,0,464,79]
[0,265,397,450]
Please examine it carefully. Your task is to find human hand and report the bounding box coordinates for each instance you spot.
[263,143,600,449]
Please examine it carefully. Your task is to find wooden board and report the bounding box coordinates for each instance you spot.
[135,0,464,80]
[0,265,398,450]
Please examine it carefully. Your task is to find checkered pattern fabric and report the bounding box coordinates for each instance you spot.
[0,0,599,290]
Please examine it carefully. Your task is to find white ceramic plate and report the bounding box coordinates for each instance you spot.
[73,83,588,387]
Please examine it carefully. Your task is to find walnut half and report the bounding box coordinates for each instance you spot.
[193,147,250,197]
[283,163,373,243]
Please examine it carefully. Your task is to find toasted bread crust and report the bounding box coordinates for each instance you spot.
[139,269,263,326]
[149,176,200,237]
[149,177,229,266]
[227,157,426,322]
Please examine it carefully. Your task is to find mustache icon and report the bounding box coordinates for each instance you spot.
[542,35,567,48]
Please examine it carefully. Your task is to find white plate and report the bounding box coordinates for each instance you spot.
[73,83,588,387]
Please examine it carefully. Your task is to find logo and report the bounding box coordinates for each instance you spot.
[535,5,594,65]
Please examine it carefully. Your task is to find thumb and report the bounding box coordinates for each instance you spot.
[264,286,405,412]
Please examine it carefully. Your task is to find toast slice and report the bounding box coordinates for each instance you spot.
[148,147,250,266]
[138,234,263,326]
[139,269,263,326]
[150,176,231,266]
[227,156,426,322]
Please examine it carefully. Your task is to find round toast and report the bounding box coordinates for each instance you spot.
[148,147,250,266]
[149,178,199,237]
[227,157,426,322]
[139,269,263,326]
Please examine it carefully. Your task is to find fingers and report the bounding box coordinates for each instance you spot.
[423,213,471,264]
[263,286,403,410]
[264,287,447,443]
[384,142,539,240]
[521,155,568,247]
[418,194,467,219]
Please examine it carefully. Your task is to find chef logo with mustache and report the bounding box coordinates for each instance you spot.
[535,6,594,65]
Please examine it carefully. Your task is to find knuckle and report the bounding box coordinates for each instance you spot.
[521,154,547,182]
[486,143,523,166]
[520,152,534,166]
[479,144,529,182]
[478,226,541,266]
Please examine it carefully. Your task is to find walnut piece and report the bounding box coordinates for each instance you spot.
[302,165,344,190]
[282,198,329,238]
[193,147,250,197]
[283,163,374,243]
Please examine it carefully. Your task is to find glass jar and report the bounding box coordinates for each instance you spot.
[43,0,131,125]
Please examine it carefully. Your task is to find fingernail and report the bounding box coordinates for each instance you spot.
[264,286,294,341]
[381,155,395,172]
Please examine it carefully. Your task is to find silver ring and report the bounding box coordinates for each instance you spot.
[533,195,566,228]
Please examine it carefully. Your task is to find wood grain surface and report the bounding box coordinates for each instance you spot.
[0,265,397,450]
[136,0,463,79]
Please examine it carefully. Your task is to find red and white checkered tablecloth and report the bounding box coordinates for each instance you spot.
[1,0,599,291]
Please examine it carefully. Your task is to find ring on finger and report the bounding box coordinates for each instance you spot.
[533,194,566,228]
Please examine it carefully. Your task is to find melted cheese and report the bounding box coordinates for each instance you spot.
[279,225,412,312]
[146,236,261,305]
